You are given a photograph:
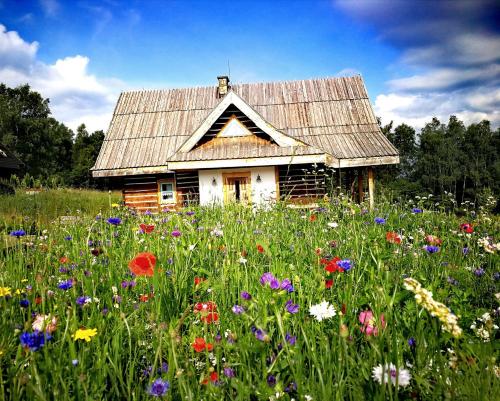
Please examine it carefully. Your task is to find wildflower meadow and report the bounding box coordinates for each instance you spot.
[0,193,499,400]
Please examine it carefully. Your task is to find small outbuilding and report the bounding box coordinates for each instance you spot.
[92,75,399,212]
[0,143,22,179]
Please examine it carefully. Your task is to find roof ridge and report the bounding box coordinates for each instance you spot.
[118,75,363,95]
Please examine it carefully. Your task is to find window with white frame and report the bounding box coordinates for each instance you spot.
[159,180,175,204]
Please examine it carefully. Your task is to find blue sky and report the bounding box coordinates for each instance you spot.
[0,0,498,132]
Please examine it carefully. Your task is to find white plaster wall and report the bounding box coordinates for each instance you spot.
[198,167,277,206]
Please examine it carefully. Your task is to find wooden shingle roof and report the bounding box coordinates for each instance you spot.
[92,76,398,176]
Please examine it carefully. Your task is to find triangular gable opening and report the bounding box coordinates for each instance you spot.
[192,104,277,150]
[177,91,304,153]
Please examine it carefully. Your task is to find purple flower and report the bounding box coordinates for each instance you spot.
[107,217,121,225]
[285,382,297,393]
[412,208,423,214]
[285,332,296,345]
[474,268,485,277]
[447,276,459,286]
[147,378,170,397]
[57,280,73,291]
[159,362,169,374]
[9,230,26,237]
[72,359,79,366]
[462,247,469,255]
[408,337,416,347]
[374,217,386,225]
[424,245,440,254]
[20,331,51,351]
[252,327,268,342]
[171,230,181,237]
[260,272,275,286]
[223,367,235,378]
[285,300,299,314]
[267,374,277,388]
[269,278,280,290]
[186,211,195,216]
[280,279,294,292]
[494,272,500,281]
[64,236,72,241]
[232,305,245,314]
[240,291,252,300]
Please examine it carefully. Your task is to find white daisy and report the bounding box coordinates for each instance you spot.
[372,363,411,387]
[309,300,336,321]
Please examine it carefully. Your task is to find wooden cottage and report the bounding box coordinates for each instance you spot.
[92,75,399,212]
[0,143,22,179]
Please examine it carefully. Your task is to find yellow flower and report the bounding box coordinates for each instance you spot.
[0,287,11,297]
[73,328,98,342]
[111,203,120,208]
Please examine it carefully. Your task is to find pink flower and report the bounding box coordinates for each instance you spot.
[359,310,386,336]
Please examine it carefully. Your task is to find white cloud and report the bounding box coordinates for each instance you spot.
[0,24,121,133]
[374,87,500,129]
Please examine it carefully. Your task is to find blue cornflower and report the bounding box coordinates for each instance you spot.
[19,299,30,308]
[408,337,416,347]
[76,296,91,306]
[72,359,79,366]
[474,268,485,277]
[374,217,386,224]
[64,236,72,241]
[412,208,423,214]
[147,378,170,397]
[493,272,500,281]
[20,331,51,351]
[107,217,121,225]
[57,280,73,290]
[185,211,195,216]
[9,230,26,237]
[337,259,353,272]
[462,247,469,255]
[424,245,440,253]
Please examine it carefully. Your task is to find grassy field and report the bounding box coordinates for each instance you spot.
[0,190,499,400]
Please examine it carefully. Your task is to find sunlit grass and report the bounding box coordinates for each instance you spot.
[0,193,499,400]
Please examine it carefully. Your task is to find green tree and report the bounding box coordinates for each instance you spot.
[0,83,73,181]
[70,124,105,187]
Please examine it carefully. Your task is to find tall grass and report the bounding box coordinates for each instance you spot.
[0,193,499,400]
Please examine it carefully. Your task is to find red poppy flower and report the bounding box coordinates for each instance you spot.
[460,223,474,234]
[325,279,334,289]
[59,256,69,264]
[386,231,402,244]
[194,277,206,286]
[139,223,155,234]
[192,337,213,353]
[257,244,264,253]
[310,214,317,222]
[195,301,217,312]
[323,257,343,273]
[315,247,322,255]
[128,252,156,277]
[139,293,153,302]
[35,296,43,305]
[210,371,218,382]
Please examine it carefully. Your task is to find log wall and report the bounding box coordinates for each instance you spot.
[123,175,164,213]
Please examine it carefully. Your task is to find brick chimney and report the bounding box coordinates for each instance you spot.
[217,75,230,98]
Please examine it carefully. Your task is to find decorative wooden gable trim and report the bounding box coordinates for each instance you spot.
[217,115,253,137]
[177,91,303,153]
